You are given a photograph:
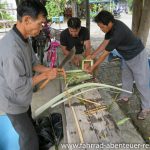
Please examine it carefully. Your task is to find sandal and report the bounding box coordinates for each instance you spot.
[117,97,129,103]
[137,109,150,120]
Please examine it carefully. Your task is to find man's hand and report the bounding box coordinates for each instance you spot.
[86,54,95,60]
[72,55,82,66]
[86,55,92,60]
[46,68,57,80]
[84,66,94,74]
[32,68,57,87]
[40,68,57,81]
[37,68,57,90]
[83,63,90,70]
[57,68,66,79]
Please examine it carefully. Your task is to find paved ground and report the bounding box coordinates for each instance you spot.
[50,13,150,53]
[0,13,150,51]
[97,60,150,144]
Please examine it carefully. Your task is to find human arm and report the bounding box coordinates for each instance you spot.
[32,68,57,87]
[86,50,110,73]
[71,27,91,66]
[83,40,91,57]
[2,54,38,106]
[60,45,70,56]
[31,44,57,86]
[70,39,91,66]
[87,39,109,59]
[60,30,70,56]
[3,54,57,107]
[32,56,57,86]
[33,64,52,73]
[71,39,91,66]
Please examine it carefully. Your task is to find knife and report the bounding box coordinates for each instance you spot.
[39,47,76,90]
[58,46,76,68]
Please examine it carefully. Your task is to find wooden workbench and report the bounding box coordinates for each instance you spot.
[32,47,146,150]
[56,48,145,150]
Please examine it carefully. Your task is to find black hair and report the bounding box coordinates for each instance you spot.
[94,10,114,25]
[17,0,47,21]
[67,17,81,29]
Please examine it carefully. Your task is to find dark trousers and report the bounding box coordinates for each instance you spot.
[7,107,39,150]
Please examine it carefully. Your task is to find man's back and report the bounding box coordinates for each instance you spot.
[105,20,144,60]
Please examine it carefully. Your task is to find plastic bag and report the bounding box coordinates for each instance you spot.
[36,113,63,150]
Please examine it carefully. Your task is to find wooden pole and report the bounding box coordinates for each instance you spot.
[85,0,90,36]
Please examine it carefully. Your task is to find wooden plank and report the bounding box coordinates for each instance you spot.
[82,89,124,144]
[64,101,81,144]
[67,98,99,141]
[58,49,100,149]
[57,47,145,150]
[57,48,123,148]
[64,96,101,150]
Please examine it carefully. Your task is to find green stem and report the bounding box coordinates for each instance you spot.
[34,83,132,118]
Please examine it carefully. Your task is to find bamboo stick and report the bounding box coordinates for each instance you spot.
[34,83,132,118]
[39,79,50,90]
[76,97,101,106]
[51,87,107,108]
[71,106,84,143]
[84,105,107,114]
[84,108,107,115]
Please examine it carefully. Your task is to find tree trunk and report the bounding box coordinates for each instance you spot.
[85,0,90,34]
[137,0,150,46]
[132,0,150,46]
[132,0,143,35]
[71,0,78,17]
[15,0,22,6]
[15,0,19,6]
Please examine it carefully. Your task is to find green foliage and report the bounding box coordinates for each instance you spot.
[93,4,98,12]
[45,0,65,19]
[90,12,97,19]
[67,0,84,4]
[0,2,13,20]
[77,0,84,4]
[117,118,130,126]
[127,0,133,11]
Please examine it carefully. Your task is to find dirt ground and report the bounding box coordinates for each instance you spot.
[97,60,150,145]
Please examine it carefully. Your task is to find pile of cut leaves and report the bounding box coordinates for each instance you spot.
[65,70,93,86]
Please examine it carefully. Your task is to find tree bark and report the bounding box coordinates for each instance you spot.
[15,0,23,6]
[71,0,78,17]
[132,0,143,35]
[85,0,90,34]
[132,0,150,46]
[137,0,150,46]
